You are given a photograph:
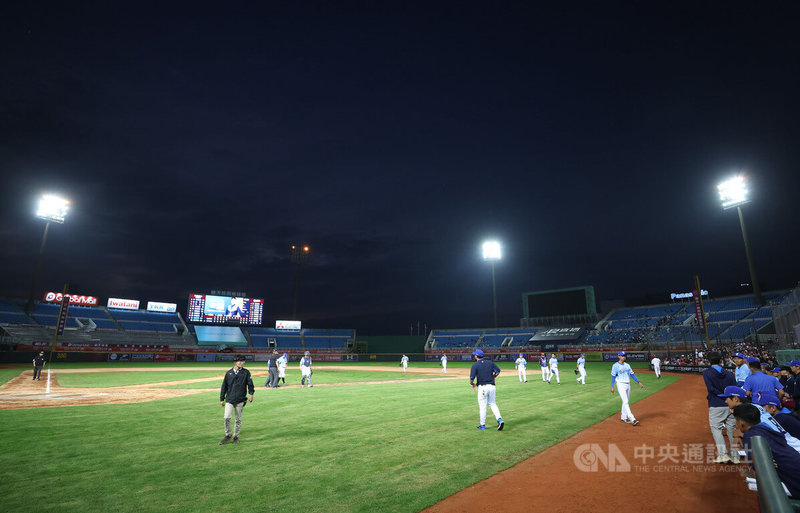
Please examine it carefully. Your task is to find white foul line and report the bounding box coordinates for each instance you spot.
[46,368,51,394]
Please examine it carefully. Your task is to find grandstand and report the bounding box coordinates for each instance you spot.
[0,297,357,359]
[426,328,537,351]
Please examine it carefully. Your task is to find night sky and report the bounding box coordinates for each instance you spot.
[1,3,798,334]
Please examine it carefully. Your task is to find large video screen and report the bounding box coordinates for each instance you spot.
[187,294,264,325]
[524,286,596,319]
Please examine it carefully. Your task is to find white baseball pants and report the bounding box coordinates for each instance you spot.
[477,384,501,426]
[402,362,407,372]
[518,367,527,382]
[541,366,549,381]
[653,364,660,378]
[577,367,586,384]
[549,368,560,384]
[441,362,447,374]
[616,382,635,421]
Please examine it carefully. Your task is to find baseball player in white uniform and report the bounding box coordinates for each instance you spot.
[401,354,409,372]
[611,351,643,425]
[440,353,447,374]
[277,352,288,385]
[299,351,313,387]
[539,354,549,382]
[515,353,527,383]
[547,354,560,385]
[651,355,661,379]
[576,353,586,385]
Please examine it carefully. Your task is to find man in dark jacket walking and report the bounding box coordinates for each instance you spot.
[220,355,254,445]
[702,352,737,463]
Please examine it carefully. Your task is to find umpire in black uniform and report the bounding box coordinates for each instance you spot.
[265,349,280,388]
[32,351,47,380]
[220,355,254,445]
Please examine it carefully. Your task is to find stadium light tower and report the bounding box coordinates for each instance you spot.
[26,194,70,313]
[717,175,763,305]
[291,244,311,319]
[482,240,501,328]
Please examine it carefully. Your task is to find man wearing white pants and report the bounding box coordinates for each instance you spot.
[299,351,313,387]
[440,353,447,374]
[539,354,549,382]
[611,351,644,425]
[515,353,527,383]
[401,354,409,372]
[576,353,587,385]
[548,354,561,385]
[651,356,661,379]
[470,349,504,431]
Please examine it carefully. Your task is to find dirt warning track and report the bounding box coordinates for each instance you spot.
[423,373,758,513]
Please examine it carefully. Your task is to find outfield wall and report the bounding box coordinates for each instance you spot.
[356,336,426,354]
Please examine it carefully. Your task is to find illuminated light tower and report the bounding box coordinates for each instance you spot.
[26,194,70,313]
[291,244,311,319]
[717,175,763,305]
[482,240,502,328]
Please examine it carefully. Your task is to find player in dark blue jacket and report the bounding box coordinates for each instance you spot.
[469,349,504,431]
[734,403,800,498]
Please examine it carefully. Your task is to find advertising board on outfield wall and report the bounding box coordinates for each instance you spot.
[196,354,216,362]
[154,354,175,362]
[107,353,131,362]
[147,301,177,313]
[603,352,647,362]
[107,297,140,310]
[131,353,154,362]
[43,292,98,306]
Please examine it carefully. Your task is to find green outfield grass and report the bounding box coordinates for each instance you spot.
[55,370,229,388]
[0,362,675,513]
[165,369,450,389]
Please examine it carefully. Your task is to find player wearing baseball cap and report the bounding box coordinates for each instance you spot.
[515,353,527,383]
[539,353,549,382]
[470,349,504,431]
[611,351,643,425]
[300,351,313,387]
[732,352,750,387]
[756,392,800,439]
[576,353,586,385]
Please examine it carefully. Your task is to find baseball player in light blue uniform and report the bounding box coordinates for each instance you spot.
[718,386,800,455]
[611,351,643,425]
[547,354,560,384]
[539,354,549,382]
[299,351,313,387]
[440,353,448,374]
[732,352,751,387]
[576,353,586,385]
[401,354,409,372]
[515,353,527,383]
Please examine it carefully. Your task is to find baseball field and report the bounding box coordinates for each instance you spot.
[0,361,758,512]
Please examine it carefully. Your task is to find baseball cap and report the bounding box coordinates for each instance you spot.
[580,353,585,356]
[732,352,745,358]
[771,367,782,373]
[617,351,626,357]
[789,360,800,367]
[754,392,781,407]
[717,386,747,398]
[473,349,484,357]
[233,355,245,362]
[304,351,310,356]
[745,357,760,363]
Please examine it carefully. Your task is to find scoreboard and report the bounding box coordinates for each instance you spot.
[187,294,264,325]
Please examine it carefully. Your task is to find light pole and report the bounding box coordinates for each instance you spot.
[25,194,69,313]
[482,241,501,328]
[291,244,310,319]
[717,175,763,305]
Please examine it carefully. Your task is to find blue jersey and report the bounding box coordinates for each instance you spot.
[577,357,585,368]
[539,357,547,367]
[401,356,408,364]
[549,357,558,368]
[515,357,527,368]
[735,363,752,384]
[470,359,500,385]
[753,404,800,454]
[743,372,783,398]
[611,362,640,385]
